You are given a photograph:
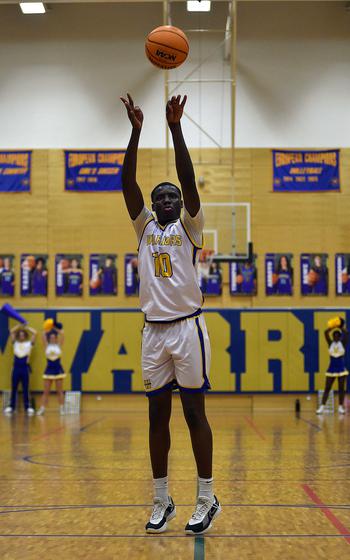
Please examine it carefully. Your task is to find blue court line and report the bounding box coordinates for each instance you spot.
[194,536,205,559]
[298,416,323,432]
[0,534,350,539]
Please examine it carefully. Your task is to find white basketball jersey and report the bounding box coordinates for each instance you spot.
[134,206,204,321]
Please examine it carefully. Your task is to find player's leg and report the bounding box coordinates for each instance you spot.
[172,315,221,534]
[338,375,346,413]
[145,389,176,533]
[317,376,335,413]
[55,378,65,415]
[37,379,52,415]
[180,391,220,534]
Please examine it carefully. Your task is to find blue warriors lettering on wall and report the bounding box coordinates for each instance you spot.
[0,255,15,297]
[90,254,117,296]
[230,258,257,296]
[198,249,222,296]
[124,253,139,296]
[301,254,328,296]
[55,254,83,297]
[21,254,48,296]
[335,254,350,296]
[265,254,293,296]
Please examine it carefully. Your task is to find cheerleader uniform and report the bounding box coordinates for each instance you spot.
[326,341,348,377]
[10,341,32,410]
[43,344,66,380]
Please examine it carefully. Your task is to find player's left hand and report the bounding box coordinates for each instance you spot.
[166,95,187,125]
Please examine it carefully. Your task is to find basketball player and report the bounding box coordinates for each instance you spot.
[316,324,348,414]
[240,260,256,294]
[120,93,221,534]
[1,257,15,296]
[275,255,292,295]
[99,256,117,295]
[32,257,48,295]
[66,258,83,296]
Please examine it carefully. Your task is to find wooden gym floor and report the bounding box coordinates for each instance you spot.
[1,394,350,559]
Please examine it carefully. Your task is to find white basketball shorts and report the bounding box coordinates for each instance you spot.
[142,313,211,396]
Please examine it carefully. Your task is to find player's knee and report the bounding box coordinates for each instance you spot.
[149,401,170,432]
[183,406,203,431]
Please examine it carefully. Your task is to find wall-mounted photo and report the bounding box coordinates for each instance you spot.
[55,254,83,296]
[198,250,222,296]
[21,254,48,296]
[265,253,293,296]
[124,253,139,296]
[300,253,328,296]
[89,254,117,296]
[335,254,350,296]
[0,255,15,297]
[230,258,257,296]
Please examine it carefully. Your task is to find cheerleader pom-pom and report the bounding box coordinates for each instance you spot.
[327,317,344,329]
[43,318,54,331]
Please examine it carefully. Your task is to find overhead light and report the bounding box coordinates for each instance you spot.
[20,2,46,14]
[187,1,211,12]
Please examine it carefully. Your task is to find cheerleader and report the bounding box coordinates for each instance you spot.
[36,325,65,415]
[316,324,348,414]
[4,324,37,415]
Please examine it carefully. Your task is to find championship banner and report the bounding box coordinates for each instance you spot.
[335,254,350,296]
[273,150,340,192]
[21,254,48,297]
[230,258,257,296]
[55,254,83,297]
[0,151,31,192]
[90,254,117,296]
[0,255,15,297]
[265,253,293,296]
[65,150,125,191]
[124,254,139,296]
[300,253,328,296]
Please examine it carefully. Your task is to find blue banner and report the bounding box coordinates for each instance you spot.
[65,150,125,191]
[273,150,340,192]
[0,151,31,192]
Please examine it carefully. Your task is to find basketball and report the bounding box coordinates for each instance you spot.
[90,278,101,290]
[308,269,319,285]
[236,274,243,284]
[272,273,279,285]
[145,25,189,70]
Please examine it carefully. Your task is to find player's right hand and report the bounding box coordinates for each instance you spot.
[120,93,144,130]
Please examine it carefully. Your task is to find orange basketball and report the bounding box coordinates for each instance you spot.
[145,25,189,70]
[90,278,101,290]
[342,273,349,284]
[272,273,279,285]
[236,274,243,285]
[308,270,319,285]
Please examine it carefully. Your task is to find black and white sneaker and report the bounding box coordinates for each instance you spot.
[185,495,221,535]
[145,496,176,533]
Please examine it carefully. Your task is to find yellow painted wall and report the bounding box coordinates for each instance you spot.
[1,148,350,308]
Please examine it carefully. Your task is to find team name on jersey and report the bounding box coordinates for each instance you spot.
[146,234,182,247]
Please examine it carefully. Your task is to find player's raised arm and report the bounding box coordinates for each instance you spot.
[120,94,145,220]
[166,95,200,217]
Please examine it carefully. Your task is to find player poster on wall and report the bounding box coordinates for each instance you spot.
[0,255,15,297]
[89,254,117,296]
[197,250,222,296]
[124,253,139,296]
[300,253,328,296]
[21,254,48,296]
[335,254,350,295]
[265,254,293,296]
[230,258,257,296]
[55,254,83,296]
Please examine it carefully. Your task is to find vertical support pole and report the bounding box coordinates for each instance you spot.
[231,0,237,177]
[164,0,170,176]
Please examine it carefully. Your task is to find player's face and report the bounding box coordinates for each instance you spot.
[280,256,288,269]
[106,258,112,267]
[152,185,182,225]
[71,259,78,268]
[4,258,10,269]
[314,256,321,267]
[36,260,43,270]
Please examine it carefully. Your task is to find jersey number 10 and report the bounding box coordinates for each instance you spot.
[152,252,173,278]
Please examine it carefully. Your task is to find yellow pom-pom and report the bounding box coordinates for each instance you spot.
[43,318,54,331]
[327,317,341,329]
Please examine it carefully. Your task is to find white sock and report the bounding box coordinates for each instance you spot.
[153,476,169,503]
[198,477,214,500]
